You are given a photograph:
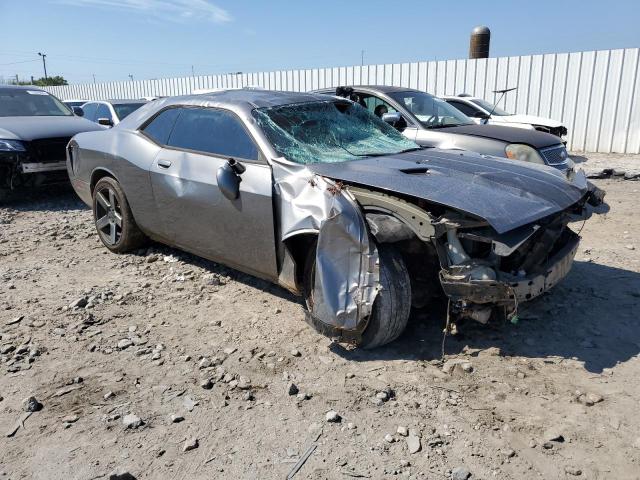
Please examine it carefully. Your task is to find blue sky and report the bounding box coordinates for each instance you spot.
[0,0,638,84]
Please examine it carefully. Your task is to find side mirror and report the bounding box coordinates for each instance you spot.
[381,112,402,125]
[97,117,113,127]
[217,159,245,201]
[474,112,490,120]
[72,106,84,116]
[381,112,407,131]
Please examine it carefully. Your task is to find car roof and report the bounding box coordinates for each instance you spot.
[0,85,47,93]
[116,88,341,130]
[315,85,421,94]
[170,89,334,109]
[442,95,482,101]
[84,99,148,105]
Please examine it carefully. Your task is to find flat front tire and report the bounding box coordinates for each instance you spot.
[303,242,412,349]
[92,176,146,253]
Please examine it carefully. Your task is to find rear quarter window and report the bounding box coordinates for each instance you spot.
[141,108,181,145]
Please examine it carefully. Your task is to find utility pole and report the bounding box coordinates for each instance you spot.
[361,50,364,66]
[31,76,34,84]
[92,74,96,84]
[38,52,48,80]
[15,74,18,84]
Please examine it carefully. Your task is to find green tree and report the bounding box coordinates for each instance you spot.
[12,76,68,86]
[33,76,68,86]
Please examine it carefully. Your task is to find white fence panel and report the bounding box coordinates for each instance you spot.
[41,48,639,153]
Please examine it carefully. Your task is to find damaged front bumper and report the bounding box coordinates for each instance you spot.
[440,230,580,306]
[1,139,72,192]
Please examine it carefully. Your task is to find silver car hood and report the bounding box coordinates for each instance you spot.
[306,148,589,234]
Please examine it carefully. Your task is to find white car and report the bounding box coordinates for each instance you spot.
[443,94,567,138]
[79,99,147,127]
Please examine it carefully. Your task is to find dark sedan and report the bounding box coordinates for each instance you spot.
[315,86,574,173]
[0,85,103,201]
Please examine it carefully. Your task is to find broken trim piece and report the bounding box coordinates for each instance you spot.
[440,230,580,304]
[348,186,435,240]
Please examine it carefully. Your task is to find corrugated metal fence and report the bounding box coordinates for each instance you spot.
[44,48,640,154]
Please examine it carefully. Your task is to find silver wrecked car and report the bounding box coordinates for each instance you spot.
[67,89,605,348]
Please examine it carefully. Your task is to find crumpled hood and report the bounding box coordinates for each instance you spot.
[442,124,562,149]
[494,114,564,128]
[306,148,589,234]
[0,116,102,141]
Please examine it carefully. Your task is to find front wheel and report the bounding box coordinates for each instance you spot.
[303,242,412,349]
[92,176,146,253]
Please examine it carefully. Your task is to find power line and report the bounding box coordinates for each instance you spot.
[0,59,39,66]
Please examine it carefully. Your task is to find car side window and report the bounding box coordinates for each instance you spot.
[167,107,258,161]
[360,94,398,118]
[447,100,478,117]
[96,104,112,122]
[141,108,181,145]
[82,103,98,122]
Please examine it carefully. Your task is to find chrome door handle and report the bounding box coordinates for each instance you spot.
[157,159,172,168]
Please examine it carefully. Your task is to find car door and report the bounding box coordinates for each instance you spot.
[148,106,278,280]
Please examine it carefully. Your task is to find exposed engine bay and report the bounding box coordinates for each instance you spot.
[285,171,607,343]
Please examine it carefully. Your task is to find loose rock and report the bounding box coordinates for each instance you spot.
[452,466,471,480]
[287,382,299,396]
[22,396,43,413]
[117,339,133,350]
[326,410,341,423]
[183,437,199,452]
[123,414,143,429]
[406,430,421,454]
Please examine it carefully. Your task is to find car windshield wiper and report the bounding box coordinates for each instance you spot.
[332,140,422,158]
[397,147,424,153]
[425,123,469,129]
[333,142,392,158]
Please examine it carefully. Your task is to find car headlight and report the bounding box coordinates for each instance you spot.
[504,143,545,165]
[0,139,26,152]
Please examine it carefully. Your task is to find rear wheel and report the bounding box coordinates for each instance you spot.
[303,241,412,349]
[92,176,146,253]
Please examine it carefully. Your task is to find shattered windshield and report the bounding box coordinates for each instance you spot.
[387,91,473,129]
[253,100,420,164]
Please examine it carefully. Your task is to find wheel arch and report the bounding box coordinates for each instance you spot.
[282,231,318,294]
[90,167,120,195]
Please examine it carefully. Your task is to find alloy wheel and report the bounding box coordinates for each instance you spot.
[95,186,122,246]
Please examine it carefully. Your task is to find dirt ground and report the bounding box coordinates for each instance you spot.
[0,177,639,480]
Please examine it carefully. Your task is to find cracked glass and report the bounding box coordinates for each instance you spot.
[253,100,419,164]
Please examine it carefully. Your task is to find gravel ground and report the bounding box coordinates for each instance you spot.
[571,152,640,179]
[0,174,639,480]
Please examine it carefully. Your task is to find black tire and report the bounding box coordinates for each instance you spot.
[303,241,412,349]
[92,176,146,253]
